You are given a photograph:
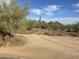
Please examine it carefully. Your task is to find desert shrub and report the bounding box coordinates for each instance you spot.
[43,32,53,36]
[48,21,63,30]
[0,26,14,41]
[26,25,32,30]
[68,32,79,37]
[40,21,48,29]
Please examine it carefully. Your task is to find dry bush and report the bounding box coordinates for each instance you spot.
[0,35,26,47]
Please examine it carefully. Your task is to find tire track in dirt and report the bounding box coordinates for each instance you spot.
[39,35,79,55]
[0,34,79,59]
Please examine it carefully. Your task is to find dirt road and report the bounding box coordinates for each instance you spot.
[0,34,79,59]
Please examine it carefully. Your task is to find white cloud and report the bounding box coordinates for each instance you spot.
[44,5,60,15]
[44,5,59,12]
[50,18,79,24]
[45,12,53,15]
[73,3,79,8]
[30,5,60,16]
[73,3,79,12]
[74,10,79,12]
[31,9,41,15]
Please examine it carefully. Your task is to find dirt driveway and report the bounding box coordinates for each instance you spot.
[0,34,79,59]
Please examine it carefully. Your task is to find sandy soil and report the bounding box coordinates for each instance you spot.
[0,34,79,59]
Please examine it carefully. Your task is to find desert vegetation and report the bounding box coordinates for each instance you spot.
[0,0,79,59]
[16,18,79,37]
[0,0,28,46]
[0,0,79,47]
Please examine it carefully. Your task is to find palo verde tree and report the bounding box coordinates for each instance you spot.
[9,0,28,32]
[0,2,11,32]
[0,0,28,33]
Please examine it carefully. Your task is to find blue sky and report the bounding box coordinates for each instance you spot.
[0,0,79,24]
[25,0,79,23]
[19,0,79,24]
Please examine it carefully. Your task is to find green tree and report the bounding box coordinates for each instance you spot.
[0,0,28,33]
[48,21,62,30]
[9,0,28,32]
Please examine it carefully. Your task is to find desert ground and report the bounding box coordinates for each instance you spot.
[0,34,79,59]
